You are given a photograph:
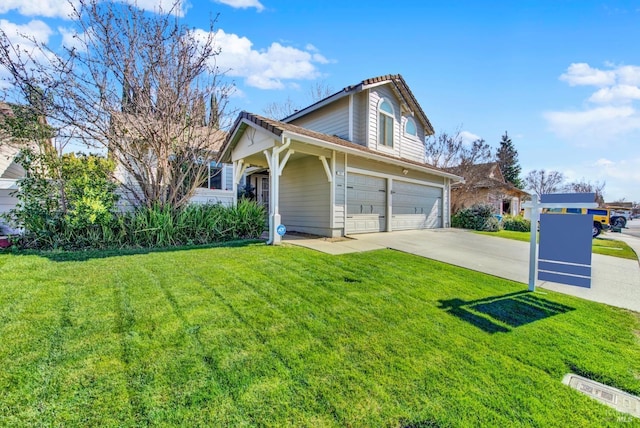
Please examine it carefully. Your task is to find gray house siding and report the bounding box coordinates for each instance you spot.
[280,156,332,236]
[352,92,367,146]
[289,97,350,140]
[399,116,426,163]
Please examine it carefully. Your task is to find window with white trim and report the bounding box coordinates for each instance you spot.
[199,161,226,190]
[378,99,394,147]
[404,117,417,137]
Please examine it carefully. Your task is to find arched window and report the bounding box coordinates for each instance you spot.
[405,117,417,137]
[378,99,394,147]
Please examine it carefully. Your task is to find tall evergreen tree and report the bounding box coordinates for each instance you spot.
[496,131,523,188]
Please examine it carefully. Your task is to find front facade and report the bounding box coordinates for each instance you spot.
[219,75,463,243]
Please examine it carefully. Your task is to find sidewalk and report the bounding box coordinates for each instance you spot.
[285,228,640,313]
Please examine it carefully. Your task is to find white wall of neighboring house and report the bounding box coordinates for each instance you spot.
[115,162,235,211]
[0,179,19,234]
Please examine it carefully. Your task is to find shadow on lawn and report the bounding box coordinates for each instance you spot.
[438,291,575,334]
[1,239,264,262]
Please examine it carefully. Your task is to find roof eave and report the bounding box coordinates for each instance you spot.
[280,130,463,182]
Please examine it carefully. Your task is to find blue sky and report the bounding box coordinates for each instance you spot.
[1,0,640,202]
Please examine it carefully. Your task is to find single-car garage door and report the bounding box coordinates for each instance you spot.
[346,173,386,234]
[391,181,442,230]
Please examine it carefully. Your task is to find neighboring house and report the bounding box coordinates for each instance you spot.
[110,114,234,210]
[0,144,23,228]
[218,74,463,244]
[0,102,30,231]
[447,162,529,215]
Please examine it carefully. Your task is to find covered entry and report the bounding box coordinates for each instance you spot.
[346,173,386,233]
[391,181,442,230]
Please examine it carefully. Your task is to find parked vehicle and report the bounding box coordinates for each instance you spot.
[543,207,610,238]
[609,210,631,228]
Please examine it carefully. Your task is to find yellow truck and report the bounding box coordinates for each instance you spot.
[544,207,610,237]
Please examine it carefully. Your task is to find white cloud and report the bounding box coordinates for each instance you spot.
[0,19,53,46]
[459,130,481,145]
[58,26,86,52]
[544,105,640,145]
[0,0,189,19]
[562,157,640,201]
[203,29,326,90]
[616,65,640,86]
[0,0,78,19]
[0,19,53,89]
[129,0,190,16]
[213,0,265,12]
[547,62,640,147]
[588,84,640,104]
[560,63,615,87]
[594,158,614,167]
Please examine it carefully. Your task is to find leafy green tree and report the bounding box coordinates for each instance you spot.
[496,131,523,188]
[61,153,118,229]
[4,150,117,248]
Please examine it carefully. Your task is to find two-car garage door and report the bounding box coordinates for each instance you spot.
[346,173,442,234]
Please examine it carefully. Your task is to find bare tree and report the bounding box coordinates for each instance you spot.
[0,0,234,209]
[262,80,334,120]
[523,169,565,198]
[262,96,299,121]
[425,130,493,169]
[425,130,495,213]
[563,179,606,205]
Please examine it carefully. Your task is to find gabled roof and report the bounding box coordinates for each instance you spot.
[446,162,529,196]
[219,111,462,181]
[282,74,435,136]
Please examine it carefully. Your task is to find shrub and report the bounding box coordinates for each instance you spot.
[452,204,497,231]
[483,216,501,232]
[3,146,267,250]
[502,215,531,232]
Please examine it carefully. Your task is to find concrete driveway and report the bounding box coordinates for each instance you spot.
[286,228,640,313]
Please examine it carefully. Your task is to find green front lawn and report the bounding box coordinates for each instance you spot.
[476,230,638,260]
[1,244,639,426]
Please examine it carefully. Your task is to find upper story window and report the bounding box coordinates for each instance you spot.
[404,117,417,137]
[378,98,394,147]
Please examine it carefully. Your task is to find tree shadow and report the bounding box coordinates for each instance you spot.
[0,239,265,262]
[438,291,575,334]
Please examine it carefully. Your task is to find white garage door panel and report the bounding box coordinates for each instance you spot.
[346,173,386,234]
[391,181,442,230]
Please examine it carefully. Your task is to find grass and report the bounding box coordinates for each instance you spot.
[1,244,640,426]
[476,230,638,260]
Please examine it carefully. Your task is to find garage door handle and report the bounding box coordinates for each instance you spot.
[370,205,373,213]
[347,186,353,189]
[379,189,386,192]
[390,190,396,194]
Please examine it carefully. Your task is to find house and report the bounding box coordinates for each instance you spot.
[0,102,30,231]
[218,74,463,244]
[446,162,529,215]
[110,113,235,210]
[0,144,23,229]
